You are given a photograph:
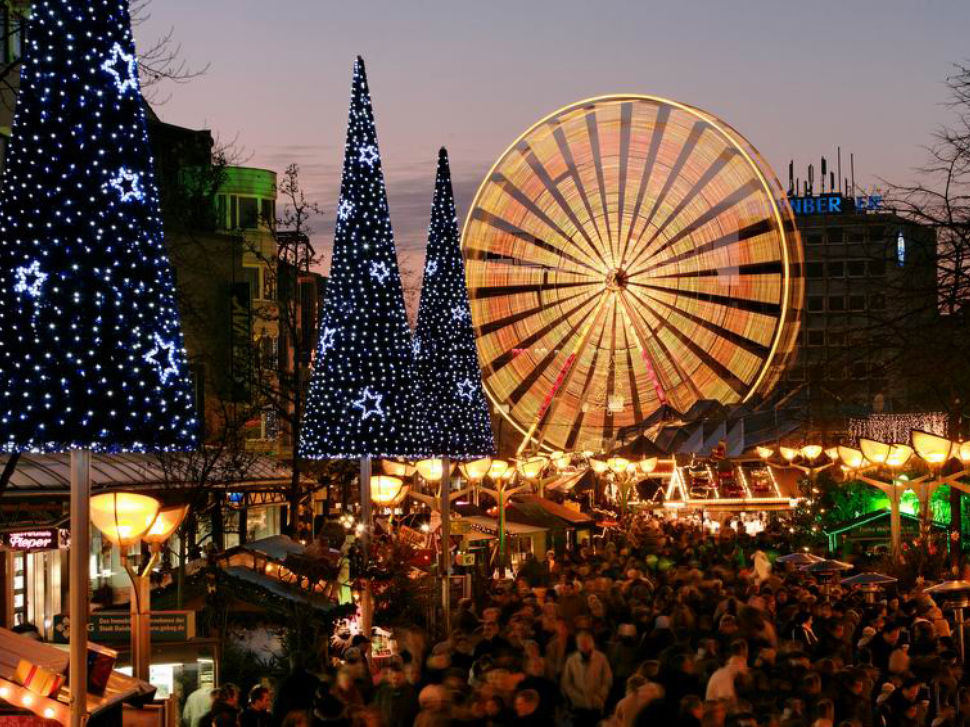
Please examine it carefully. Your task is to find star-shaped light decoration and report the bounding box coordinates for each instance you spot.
[352,386,385,421]
[107,166,144,203]
[358,144,380,168]
[412,338,421,357]
[370,261,391,284]
[13,260,48,299]
[451,305,470,322]
[456,377,476,402]
[425,260,438,277]
[337,199,355,222]
[101,42,139,95]
[320,327,337,354]
[144,333,180,384]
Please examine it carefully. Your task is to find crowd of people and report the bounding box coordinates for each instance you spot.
[184,513,970,727]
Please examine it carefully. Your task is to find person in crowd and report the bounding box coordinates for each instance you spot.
[240,686,273,727]
[561,630,613,725]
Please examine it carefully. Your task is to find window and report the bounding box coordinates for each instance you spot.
[869,293,886,310]
[848,229,865,243]
[807,296,824,312]
[806,234,823,246]
[826,261,844,277]
[828,365,844,380]
[868,259,885,277]
[847,260,866,277]
[828,331,846,347]
[216,195,227,230]
[827,228,843,244]
[807,330,825,347]
[848,295,866,311]
[238,197,259,229]
[260,199,276,228]
[806,262,824,279]
[230,196,238,229]
[828,296,845,312]
[896,230,906,266]
[242,266,260,302]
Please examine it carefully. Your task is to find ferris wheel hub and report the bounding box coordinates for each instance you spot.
[605,268,629,291]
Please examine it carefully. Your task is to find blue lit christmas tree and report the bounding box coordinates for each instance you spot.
[299,57,422,459]
[0,0,198,452]
[413,149,495,459]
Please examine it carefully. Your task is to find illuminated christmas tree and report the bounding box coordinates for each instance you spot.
[299,57,422,459]
[413,149,495,458]
[0,0,198,452]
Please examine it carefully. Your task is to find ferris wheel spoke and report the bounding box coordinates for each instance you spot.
[470,280,599,300]
[583,109,616,261]
[618,104,670,269]
[550,123,610,257]
[561,308,613,451]
[629,120,708,260]
[515,142,613,271]
[619,324,646,424]
[635,146,738,259]
[480,289,603,374]
[631,280,782,316]
[629,178,763,273]
[615,102,634,269]
[623,288,749,397]
[468,206,603,276]
[635,218,775,278]
[615,298,667,409]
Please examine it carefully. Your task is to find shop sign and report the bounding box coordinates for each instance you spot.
[52,611,196,644]
[3,528,66,552]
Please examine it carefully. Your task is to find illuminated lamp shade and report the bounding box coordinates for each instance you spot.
[885,444,914,469]
[912,430,954,466]
[370,475,406,506]
[824,447,840,461]
[517,456,548,480]
[836,446,866,471]
[581,450,595,459]
[859,438,891,465]
[607,457,630,474]
[960,441,970,464]
[553,454,572,470]
[755,446,774,460]
[90,492,161,547]
[487,459,510,480]
[143,504,189,544]
[639,457,658,474]
[382,460,416,478]
[415,458,453,482]
[459,457,492,482]
[589,459,610,475]
[800,445,823,461]
[779,446,799,462]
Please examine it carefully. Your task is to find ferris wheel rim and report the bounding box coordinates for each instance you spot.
[462,93,801,453]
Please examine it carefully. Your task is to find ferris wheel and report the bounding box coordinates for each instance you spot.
[462,95,803,455]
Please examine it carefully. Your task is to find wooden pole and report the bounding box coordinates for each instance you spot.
[69,450,90,727]
[358,456,373,634]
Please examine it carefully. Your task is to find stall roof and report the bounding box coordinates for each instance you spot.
[0,627,154,716]
[0,452,312,496]
[219,566,344,615]
[516,495,594,525]
[241,535,305,562]
[546,469,595,493]
[459,515,548,536]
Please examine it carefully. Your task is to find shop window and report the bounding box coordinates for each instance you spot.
[828,296,845,312]
[826,261,844,277]
[847,260,866,277]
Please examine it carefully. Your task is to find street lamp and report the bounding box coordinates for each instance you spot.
[844,441,913,558]
[370,475,407,507]
[415,458,453,483]
[908,430,970,541]
[90,494,188,682]
[639,457,658,475]
[381,460,416,478]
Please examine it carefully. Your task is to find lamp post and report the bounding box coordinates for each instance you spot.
[757,443,832,504]
[90,494,188,682]
[458,458,492,506]
[479,463,530,579]
[909,430,970,542]
[412,459,461,633]
[841,441,910,558]
[516,456,548,496]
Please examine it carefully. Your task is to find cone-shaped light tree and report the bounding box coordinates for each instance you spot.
[413,148,495,458]
[0,2,198,723]
[413,148,495,633]
[0,0,198,452]
[299,56,422,461]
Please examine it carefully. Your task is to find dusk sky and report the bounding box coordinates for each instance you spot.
[137,0,970,275]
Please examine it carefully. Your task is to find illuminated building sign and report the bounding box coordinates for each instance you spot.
[2,528,67,552]
[788,194,884,216]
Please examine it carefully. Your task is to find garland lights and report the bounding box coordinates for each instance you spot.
[0,0,197,452]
